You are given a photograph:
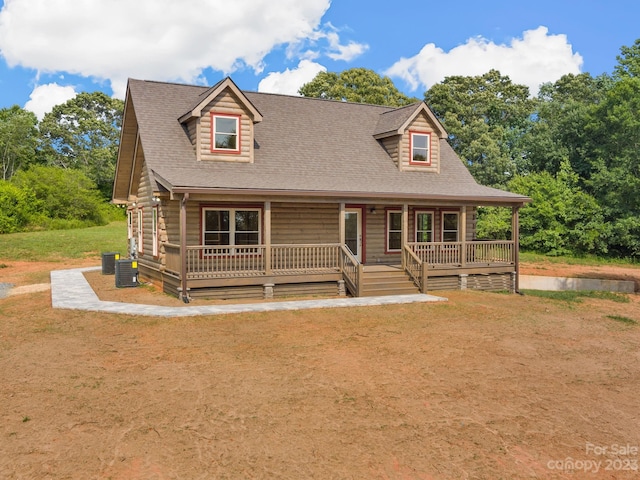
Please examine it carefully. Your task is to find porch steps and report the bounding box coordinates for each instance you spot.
[360,265,420,297]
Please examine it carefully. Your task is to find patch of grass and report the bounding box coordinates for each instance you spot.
[0,221,127,262]
[22,416,30,423]
[607,315,637,325]
[520,252,640,268]
[522,289,630,303]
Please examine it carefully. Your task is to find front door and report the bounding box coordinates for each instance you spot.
[345,208,363,262]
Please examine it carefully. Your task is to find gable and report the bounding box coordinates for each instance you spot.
[373,103,447,173]
[400,111,440,173]
[113,87,141,203]
[184,89,256,163]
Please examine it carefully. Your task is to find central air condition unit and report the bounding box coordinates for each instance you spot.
[115,259,139,288]
[101,252,120,275]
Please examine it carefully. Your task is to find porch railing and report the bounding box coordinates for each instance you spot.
[407,240,515,266]
[164,241,514,284]
[271,244,341,274]
[188,246,266,278]
[165,243,342,279]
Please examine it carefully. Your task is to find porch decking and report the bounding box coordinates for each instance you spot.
[160,240,517,299]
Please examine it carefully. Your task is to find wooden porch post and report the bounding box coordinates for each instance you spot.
[180,193,190,303]
[401,204,408,268]
[339,203,346,245]
[460,206,467,267]
[264,201,272,275]
[512,206,520,293]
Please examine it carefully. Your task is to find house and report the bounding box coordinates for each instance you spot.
[112,77,530,302]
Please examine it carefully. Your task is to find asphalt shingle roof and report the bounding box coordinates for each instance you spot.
[124,79,529,204]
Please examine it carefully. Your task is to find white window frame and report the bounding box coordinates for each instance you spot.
[211,113,240,153]
[415,211,434,243]
[127,209,133,239]
[137,208,144,254]
[441,212,459,243]
[202,207,261,255]
[409,132,431,165]
[152,206,158,257]
[386,210,402,253]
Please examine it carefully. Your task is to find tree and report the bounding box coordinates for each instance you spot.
[424,70,534,188]
[505,164,609,256]
[0,106,39,180]
[38,92,124,198]
[584,75,640,256]
[614,38,640,78]
[299,68,418,106]
[519,73,610,177]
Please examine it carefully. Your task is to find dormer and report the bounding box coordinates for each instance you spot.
[179,77,263,163]
[374,103,448,173]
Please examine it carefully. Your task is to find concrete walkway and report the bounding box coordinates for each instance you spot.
[50,267,447,317]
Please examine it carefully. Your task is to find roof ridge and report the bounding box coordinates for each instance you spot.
[245,89,396,111]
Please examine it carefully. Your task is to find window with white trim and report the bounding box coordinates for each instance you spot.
[415,211,433,243]
[386,210,402,252]
[211,114,240,153]
[137,208,143,254]
[152,207,158,257]
[127,209,133,239]
[202,208,261,253]
[410,132,431,164]
[442,212,459,242]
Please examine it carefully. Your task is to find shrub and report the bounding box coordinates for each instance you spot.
[0,181,37,233]
[10,166,111,230]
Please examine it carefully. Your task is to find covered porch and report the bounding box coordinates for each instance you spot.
[158,197,521,302]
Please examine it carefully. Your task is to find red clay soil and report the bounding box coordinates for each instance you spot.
[1,258,640,479]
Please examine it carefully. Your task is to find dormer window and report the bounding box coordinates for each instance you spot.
[410,132,431,165]
[211,113,240,153]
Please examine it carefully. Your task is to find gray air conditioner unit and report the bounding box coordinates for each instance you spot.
[101,252,120,275]
[115,259,139,288]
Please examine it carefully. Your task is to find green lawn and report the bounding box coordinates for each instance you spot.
[520,250,640,268]
[1,221,638,269]
[0,221,127,262]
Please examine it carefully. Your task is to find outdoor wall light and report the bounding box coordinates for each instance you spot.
[369,206,376,214]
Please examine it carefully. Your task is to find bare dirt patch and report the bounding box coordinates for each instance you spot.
[2,259,640,479]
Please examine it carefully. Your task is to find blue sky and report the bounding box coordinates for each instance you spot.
[0,0,637,119]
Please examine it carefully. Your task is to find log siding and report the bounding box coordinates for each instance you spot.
[400,112,440,173]
[198,91,254,163]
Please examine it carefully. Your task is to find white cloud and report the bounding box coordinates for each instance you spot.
[323,25,369,61]
[284,22,368,64]
[0,0,332,98]
[385,26,583,96]
[258,60,326,95]
[24,83,77,120]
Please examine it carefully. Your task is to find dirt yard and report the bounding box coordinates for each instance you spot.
[1,259,640,479]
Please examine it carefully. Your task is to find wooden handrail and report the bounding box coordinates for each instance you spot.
[339,245,360,296]
[402,245,423,291]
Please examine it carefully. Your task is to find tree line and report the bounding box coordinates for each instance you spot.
[301,39,640,259]
[0,92,124,232]
[1,39,639,259]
